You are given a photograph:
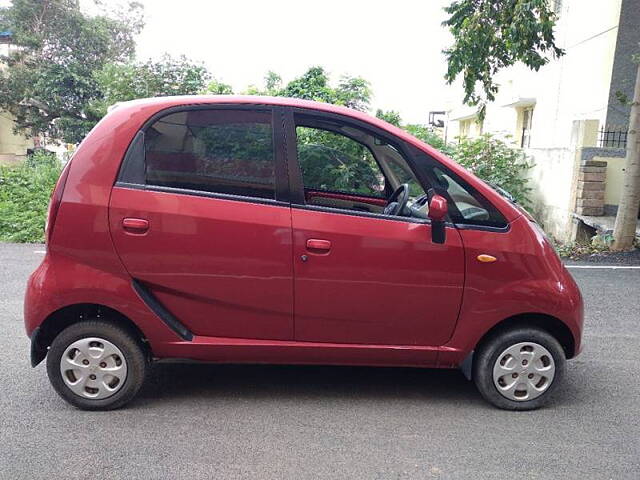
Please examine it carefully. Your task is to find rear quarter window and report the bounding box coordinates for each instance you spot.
[140,109,277,199]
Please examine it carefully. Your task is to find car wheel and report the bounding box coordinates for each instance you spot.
[46,320,148,410]
[473,327,566,410]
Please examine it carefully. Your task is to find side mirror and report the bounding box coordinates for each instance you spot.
[427,190,448,244]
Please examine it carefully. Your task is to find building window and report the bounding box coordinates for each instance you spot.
[459,119,471,138]
[458,117,482,139]
[520,107,534,148]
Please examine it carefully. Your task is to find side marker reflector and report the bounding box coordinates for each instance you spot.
[477,254,497,263]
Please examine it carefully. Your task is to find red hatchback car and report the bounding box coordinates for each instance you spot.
[25,96,583,410]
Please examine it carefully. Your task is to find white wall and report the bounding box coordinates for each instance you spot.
[446,0,623,149]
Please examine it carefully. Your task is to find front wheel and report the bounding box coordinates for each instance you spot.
[473,327,566,410]
[46,320,148,410]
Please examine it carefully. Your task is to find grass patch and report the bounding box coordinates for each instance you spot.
[0,151,62,243]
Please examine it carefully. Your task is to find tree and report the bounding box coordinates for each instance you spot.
[375,109,402,127]
[335,76,371,111]
[263,71,283,95]
[443,0,563,118]
[0,0,144,143]
[95,55,211,114]
[612,61,640,251]
[204,78,234,95]
[247,66,372,112]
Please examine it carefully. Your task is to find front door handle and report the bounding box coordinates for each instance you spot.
[122,217,149,234]
[306,238,331,252]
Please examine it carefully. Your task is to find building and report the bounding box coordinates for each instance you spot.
[0,31,35,165]
[444,0,640,242]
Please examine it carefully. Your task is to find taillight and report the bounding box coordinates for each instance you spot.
[45,160,72,244]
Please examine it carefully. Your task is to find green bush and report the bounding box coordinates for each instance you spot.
[404,128,532,207]
[404,124,457,158]
[0,151,62,243]
[450,134,532,207]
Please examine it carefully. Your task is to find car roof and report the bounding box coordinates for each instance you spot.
[112,94,402,134]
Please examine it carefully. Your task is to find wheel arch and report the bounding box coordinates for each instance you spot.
[31,303,151,367]
[477,312,576,358]
[460,313,576,381]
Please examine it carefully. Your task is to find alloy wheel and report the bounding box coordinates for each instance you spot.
[492,341,555,402]
[59,337,128,399]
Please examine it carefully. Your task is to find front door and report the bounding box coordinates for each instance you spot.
[109,107,294,340]
[288,111,465,346]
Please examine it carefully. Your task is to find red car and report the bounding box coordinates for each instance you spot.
[24,96,583,411]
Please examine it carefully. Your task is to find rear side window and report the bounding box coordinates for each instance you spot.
[144,109,275,199]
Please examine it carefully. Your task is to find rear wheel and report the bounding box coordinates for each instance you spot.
[473,327,566,410]
[46,320,147,410]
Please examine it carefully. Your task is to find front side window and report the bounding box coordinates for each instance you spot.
[294,117,429,218]
[296,126,385,197]
[145,109,275,199]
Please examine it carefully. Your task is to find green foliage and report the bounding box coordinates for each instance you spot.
[297,127,382,196]
[334,76,371,111]
[400,125,530,205]
[553,240,611,260]
[263,71,283,95]
[0,0,144,143]
[452,134,532,206]
[403,124,456,157]
[443,0,564,119]
[94,55,211,115]
[375,109,402,127]
[194,123,273,170]
[204,78,234,95]
[247,66,372,112]
[0,152,62,243]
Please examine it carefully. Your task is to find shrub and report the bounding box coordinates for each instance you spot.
[0,151,62,243]
[404,128,533,207]
[404,124,457,157]
[451,134,532,207]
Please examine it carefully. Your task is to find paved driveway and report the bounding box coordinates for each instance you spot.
[1,243,639,479]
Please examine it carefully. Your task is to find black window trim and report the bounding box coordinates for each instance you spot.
[113,181,291,208]
[116,103,291,205]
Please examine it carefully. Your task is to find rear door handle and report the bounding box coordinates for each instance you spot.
[122,217,149,234]
[306,238,331,252]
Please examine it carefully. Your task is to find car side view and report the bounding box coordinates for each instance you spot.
[24,96,584,411]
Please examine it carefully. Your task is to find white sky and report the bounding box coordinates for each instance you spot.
[134,0,453,123]
[2,0,455,124]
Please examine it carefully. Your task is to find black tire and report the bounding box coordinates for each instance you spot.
[473,327,566,411]
[46,320,148,410]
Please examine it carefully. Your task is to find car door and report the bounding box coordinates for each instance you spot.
[286,109,465,346]
[109,106,294,340]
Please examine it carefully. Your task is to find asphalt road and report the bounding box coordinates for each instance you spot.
[1,243,639,479]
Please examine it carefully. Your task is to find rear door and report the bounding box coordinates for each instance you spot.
[286,110,465,347]
[109,106,294,340]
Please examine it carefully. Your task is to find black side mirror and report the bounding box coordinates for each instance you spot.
[427,188,448,244]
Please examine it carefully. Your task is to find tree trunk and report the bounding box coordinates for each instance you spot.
[612,63,640,251]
